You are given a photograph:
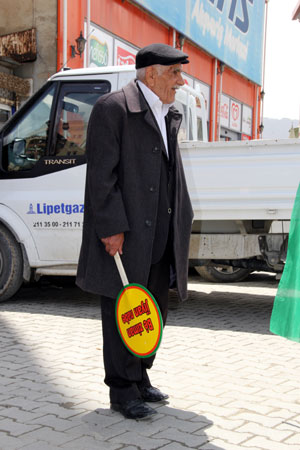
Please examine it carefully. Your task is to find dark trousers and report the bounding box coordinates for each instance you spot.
[100,247,171,403]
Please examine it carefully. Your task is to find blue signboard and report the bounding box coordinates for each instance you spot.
[133,0,265,85]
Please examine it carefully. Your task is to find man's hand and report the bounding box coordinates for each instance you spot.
[101,233,124,256]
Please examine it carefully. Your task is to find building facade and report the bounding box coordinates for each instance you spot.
[58,0,266,141]
[0,0,267,141]
[0,0,57,128]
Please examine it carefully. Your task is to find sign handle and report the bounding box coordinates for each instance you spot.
[114,252,129,286]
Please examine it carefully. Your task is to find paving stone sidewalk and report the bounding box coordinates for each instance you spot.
[0,272,299,449]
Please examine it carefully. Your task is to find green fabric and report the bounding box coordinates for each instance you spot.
[270,183,300,342]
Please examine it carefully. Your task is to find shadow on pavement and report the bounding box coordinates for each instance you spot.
[0,312,221,449]
[0,277,100,319]
[189,268,279,288]
[167,289,274,335]
[82,405,223,449]
[0,273,277,335]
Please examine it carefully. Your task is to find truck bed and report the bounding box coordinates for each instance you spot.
[180,138,300,221]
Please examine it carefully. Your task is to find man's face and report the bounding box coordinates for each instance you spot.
[146,64,185,104]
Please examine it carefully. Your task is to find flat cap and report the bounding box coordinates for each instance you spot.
[135,43,189,69]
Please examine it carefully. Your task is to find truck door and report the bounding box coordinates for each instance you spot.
[0,80,111,266]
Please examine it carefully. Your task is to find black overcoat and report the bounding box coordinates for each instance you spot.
[76,80,193,301]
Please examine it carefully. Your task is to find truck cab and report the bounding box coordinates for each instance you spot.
[0,65,206,301]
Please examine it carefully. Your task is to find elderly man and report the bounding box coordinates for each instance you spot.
[76,43,193,419]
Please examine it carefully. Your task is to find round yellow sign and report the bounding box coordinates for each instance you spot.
[115,283,163,358]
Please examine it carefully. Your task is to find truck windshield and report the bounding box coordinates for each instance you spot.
[2,85,55,172]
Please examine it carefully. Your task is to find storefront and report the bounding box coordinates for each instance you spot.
[0,29,36,127]
[57,0,266,141]
[0,70,31,129]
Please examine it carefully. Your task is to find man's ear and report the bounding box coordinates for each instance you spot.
[145,66,155,88]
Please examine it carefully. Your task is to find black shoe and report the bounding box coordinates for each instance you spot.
[110,399,157,419]
[140,386,169,403]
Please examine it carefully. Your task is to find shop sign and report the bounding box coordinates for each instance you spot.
[242,134,251,140]
[114,40,137,66]
[220,94,230,128]
[229,99,241,132]
[133,0,264,85]
[242,104,252,136]
[88,25,113,67]
[0,28,37,63]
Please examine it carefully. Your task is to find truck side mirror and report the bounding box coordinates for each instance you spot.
[13,138,26,158]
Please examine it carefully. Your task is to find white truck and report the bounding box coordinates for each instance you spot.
[0,65,298,301]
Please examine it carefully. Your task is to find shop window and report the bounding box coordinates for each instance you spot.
[0,105,11,130]
[175,102,195,141]
[175,102,188,141]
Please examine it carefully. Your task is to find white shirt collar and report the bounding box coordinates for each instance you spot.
[137,80,173,116]
[137,80,173,157]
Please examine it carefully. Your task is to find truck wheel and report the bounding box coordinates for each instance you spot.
[0,225,23,302]
[195,265,251,283]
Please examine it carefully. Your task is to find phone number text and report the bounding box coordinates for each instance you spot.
[33,221,83,228]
